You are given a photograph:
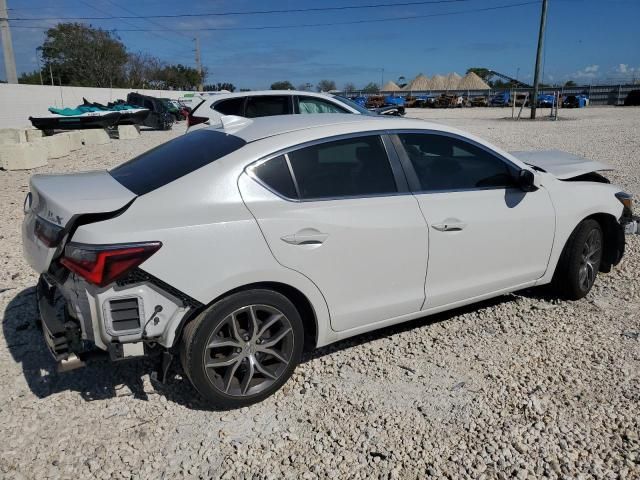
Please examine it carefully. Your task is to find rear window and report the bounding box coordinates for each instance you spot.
[110,129,246,195]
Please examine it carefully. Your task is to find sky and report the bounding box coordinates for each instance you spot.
[2,0,639,89]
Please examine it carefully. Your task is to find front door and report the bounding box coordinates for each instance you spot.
[239,134,428,331]
[394,132,555,308]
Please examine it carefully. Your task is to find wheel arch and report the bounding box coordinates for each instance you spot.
[584,212,624,272]
[173,281,319,353]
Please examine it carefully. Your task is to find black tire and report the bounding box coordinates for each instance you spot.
[180,289,303,408]
[551,219,603,300]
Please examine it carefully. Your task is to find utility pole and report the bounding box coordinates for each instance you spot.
[0,0,18,83]
[195,36,203,92]
[530,0,548,119]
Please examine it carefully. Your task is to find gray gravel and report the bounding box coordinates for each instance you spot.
[1,109,639,479]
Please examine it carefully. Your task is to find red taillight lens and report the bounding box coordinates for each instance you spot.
[187,114,208,127]
[35,216,64,247]
[60,242,162,287]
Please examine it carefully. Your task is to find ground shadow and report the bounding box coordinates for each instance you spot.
[3,285,545,411]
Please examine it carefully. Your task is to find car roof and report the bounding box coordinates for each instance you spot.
[197,90,339,102]
[204,113,453,143]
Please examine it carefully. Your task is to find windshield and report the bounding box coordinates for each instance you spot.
[331,95,376,116]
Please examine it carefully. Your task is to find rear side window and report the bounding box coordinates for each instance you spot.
[245,96,290,118]
[253,155,297,199]
[287,136,397,200]
[214,97,245,115]
[110,130,246,195]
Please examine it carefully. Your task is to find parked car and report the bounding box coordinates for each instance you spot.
[623,90,640,106]
[127,93,173,130]
[536,94,557,108]
[563,94,589,108]
[22,114,638,408]
[186,90,402,132]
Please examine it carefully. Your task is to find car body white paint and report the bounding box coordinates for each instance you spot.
[186,90,367,133]
[23,114,626,353]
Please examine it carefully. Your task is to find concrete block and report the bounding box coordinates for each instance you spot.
[38,134,71,159]
[0,128,27,145]
[117,124,140,140]
[0,142,48,170]
[25,129,44,142]
[81,128,110,145]
[63,131,83,151]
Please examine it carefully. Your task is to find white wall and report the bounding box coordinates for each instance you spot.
[0,84,196,129]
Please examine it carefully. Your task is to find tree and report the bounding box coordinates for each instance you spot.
[19,70,43,85]
[343,82,356,92]
[270,80,294,90]
[40,23,128,87]
[564,80,577,87]
[125,52,162,88]
[297,83,313,91]
[362,82,379,93]
[316,79,336,92]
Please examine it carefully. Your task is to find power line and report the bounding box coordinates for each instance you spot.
[101,0,193,41]
[9,0,475,20]
[9,1,543,32]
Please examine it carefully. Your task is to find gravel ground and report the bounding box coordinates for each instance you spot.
[1,109,639,479]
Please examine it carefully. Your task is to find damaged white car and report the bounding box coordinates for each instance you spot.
[22,114,638,408]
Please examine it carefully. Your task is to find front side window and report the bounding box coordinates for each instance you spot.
[214,97,245,116]
[297,96,347,114]
[287,136,397,199]
[245,96,290,118]
[398,133,516,192]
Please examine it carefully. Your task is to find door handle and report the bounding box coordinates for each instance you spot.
[281,229,329,245]
[432,220,466,232]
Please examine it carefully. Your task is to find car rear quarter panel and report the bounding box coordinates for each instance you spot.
[71,147,333,346]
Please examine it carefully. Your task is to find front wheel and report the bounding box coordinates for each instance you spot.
[180,289,303,408]
[551,219,603,300]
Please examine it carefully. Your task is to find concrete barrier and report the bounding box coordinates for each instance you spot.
[26,129,44,142]
[0,128,27,145]
[36,134,71,159]
[81,129,110,146]
[0,142,48,170]
[63,131,83,151]
[117,124,141,140]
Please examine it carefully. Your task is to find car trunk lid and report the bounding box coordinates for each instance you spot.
[22,170,137,273]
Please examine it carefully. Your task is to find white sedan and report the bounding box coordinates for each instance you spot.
[22,114,637,408]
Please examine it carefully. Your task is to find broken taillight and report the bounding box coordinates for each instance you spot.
[60,242,161,287]
[35,216,65,247]
[187,114,208,128]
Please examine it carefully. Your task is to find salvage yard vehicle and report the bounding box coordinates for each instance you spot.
[22,114,639,408]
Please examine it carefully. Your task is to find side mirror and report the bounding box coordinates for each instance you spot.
[517,169,538,192]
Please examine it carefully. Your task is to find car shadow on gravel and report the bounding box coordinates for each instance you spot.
[3,285,529,410]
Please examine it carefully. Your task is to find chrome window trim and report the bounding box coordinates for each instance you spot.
[245,130,409,203]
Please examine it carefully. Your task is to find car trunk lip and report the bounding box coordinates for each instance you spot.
[22,170,138,274]
[510,150,613,180]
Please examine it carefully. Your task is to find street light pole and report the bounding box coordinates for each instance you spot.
[531,0,548,119]
[0,0,18,83]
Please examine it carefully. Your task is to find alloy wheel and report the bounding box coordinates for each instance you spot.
[578,229,602,291]
[203,304,295,397]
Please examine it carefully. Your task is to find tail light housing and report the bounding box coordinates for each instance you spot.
[187,113,208,128]
[60,242,162,287]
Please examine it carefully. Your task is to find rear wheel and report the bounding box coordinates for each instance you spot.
[180,289,303,408]
[551,219,603,299]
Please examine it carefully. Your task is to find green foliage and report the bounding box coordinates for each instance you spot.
[40,23,128,87]
[19,70,43,85]
[203,82,236,92]
[362,82,380,93]
[316,79,337,92]
[270,81,295,90]
[564,80,577,87]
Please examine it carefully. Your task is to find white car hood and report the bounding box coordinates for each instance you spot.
[510,150,613,179]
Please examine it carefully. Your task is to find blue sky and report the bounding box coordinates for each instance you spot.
[2,0,639,89]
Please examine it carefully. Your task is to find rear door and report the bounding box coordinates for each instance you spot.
[244,95,293,118]
[239,134,428,332]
